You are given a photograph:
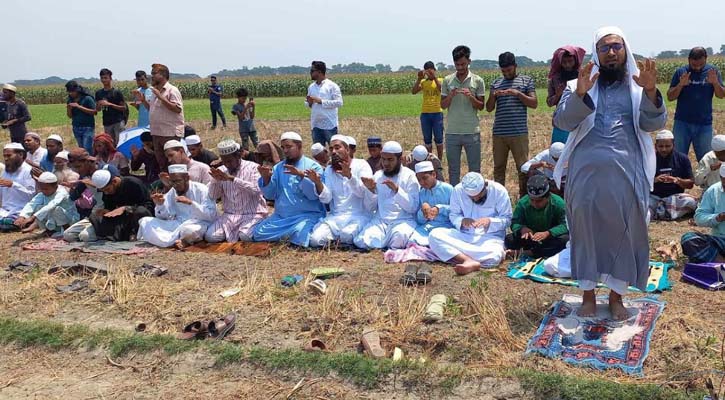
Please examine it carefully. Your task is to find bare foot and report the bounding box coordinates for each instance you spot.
[577,290,597,318]
[608,292,630,321]
[454,260,481,276]
[20,221,38,234]
[174,239,188,250]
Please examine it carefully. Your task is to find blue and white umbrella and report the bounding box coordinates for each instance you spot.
[116,125,189,159]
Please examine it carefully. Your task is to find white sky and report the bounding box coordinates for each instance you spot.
[4,0,724,82]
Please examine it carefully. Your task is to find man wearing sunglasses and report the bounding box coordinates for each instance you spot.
[553,27,667,321]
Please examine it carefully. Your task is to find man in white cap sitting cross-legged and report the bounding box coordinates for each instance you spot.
[163,139,211,185]
[253,131,326,247]
[429,172,512,275]
[408,160,454,246]
[0,143,35,232]
[649,129,696,220]
[14,172,79,235]
[205,139,268,243]
[185,134,219,166]
[308,134,373,247]
[353,141,420,249]
[137,164,217,249]
[695,134,725,189]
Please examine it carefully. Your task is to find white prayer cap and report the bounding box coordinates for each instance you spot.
[163,139,184,151]
[55,151,69,161]
[330,134,348,145]
[412,145,429,162]
[346,136,357,146]
[280,131,302,142]
[712,135,725,152]
[2,83,17,92]
[720,164,725,178]
[217,139,241,156]
[168,164,188,174]
[311,142,326,156]
[37,172,58,184]
[185,135,201,146]
[47,134,63,144]
[655,130,674,141]
[3,143,24,151]
[461,172,485,196]
[382,141,403,154]
[549,142,565,159]
[415,161,434,173]
[91,169,112,189]
[25,132,41,141]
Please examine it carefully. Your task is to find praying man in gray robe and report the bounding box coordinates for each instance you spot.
[553,26,667,320]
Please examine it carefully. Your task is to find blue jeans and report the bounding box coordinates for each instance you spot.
[73,125,95,154]
[312,127,337,146]
[673,119,713,161]
[420,112,444,145]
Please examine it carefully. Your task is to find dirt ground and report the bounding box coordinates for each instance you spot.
[1,113,724,399]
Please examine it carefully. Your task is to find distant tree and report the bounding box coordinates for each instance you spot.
[470,59,499,70]
[398,65,417,72]
[720,45,725,55]
[435,62,448,71]
[656,50,678,59]
[375,64,392,73]
[679,49,691,58]
[706,47,714,56]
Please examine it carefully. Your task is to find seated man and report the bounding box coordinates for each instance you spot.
[429,172,512,275]
[504,175,568,258]
[129,131,160,185]
[138,164,217,248]
[366,136,383,173]
[66,148,119,220]
[694,134,725,190]
[311,142,329,168]
[649,130,696,220]
[408,161,453,246]
[14,172,79,234]
[0,143,35,232]
[521,142,565,195]
[40,134,64,172]
[64,169,154,242]
[163,140,211,185]
[205,140,268,243]
[346,136,357,158]
[93,133,129,175]
[23,132,47,170]
[253,132,326,246]
[354,141,420,249]
[186,134,219,166]
[404,145,444,181]
[52,151,79,184]
[681,164,725,263]
[309,134,373,247]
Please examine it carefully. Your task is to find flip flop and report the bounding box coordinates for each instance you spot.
[48,261,108,276]
[208,314,236,340]
[399,264,418,286]
[303,338,328,352]
[308,279,327,295]
[7,261,39,273]
[361,327,386,358]
[178,321,208,340]
[55,279,89,293]
[310,267,345,280]
[281,274,304,287]
[416,264,433,285]
[134,263,168,277]
[423,294,447,323]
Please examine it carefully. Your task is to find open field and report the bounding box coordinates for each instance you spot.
[1,104,724,398]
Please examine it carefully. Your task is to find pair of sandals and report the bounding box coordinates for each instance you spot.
[179,314,236,340]
[400,264,432,286]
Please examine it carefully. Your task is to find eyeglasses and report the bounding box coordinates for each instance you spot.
[597,43,624,53]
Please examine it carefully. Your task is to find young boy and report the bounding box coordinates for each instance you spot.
[366,136,383,173]
[14,172,80,234]
[231,88,258,150]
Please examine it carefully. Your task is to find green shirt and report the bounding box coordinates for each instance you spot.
[511,194,568,237]
[441,71,485,134]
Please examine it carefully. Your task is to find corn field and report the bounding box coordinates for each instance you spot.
[15,57,725,105]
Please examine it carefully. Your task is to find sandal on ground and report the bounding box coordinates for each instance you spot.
[423,294,447,323]
[303,338,328,352]
[55,279,89,293]
[178,321,208,340]
[361,327,386,358]
[208,314,236,340]
[308,279,327,295]
[134,263,168,277]
[7,261,39,273]
[399,264,418,286]
[416,264,433,285]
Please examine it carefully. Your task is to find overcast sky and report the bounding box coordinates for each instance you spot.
[5,0,723,82]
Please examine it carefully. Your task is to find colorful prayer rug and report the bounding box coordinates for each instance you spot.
[507,258,673,293]
[526,294,665,375]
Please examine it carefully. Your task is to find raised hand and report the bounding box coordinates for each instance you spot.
[382,179,399,193]
[104,207,126,218]
[633,59,658,91]
[176,195,192,205]
[151,192,165,205]
[461,218,475,229]
[283,164,304,178]
[130,144,140,159]
[575,62,599,97]
[707,68,720,85]
[304,169,321,185]
[335,159,352,178]
[257,165,273,181]
[473,217,491,230]
[531,231,551,242]
[209,167,232,181]
[427,206,439,220]
[361,176,376,193]
[679,71,691,87]
[0,178,12,187]
[417,70,425,80]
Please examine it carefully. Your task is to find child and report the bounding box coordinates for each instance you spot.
[53,150,80,185]
[14,172,80,234]
[231,88,258,150]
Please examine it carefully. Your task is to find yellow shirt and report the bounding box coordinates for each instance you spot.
[420,78,443,113]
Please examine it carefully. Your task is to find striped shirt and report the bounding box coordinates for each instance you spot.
[490,75,535,136]
[208,160,268,217]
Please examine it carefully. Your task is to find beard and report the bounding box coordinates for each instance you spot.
[383,162,401,177]
[285,155,300,165]
[560,69,578,82]
[599,63,626,84]
[5,159,21,173]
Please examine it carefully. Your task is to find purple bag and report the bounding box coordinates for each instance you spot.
[682,262,725,290]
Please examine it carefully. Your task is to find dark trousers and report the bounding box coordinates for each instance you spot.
[152,135,175,173]
[505,231,569,258]
[211,104,226,127]
[90,206,153,241]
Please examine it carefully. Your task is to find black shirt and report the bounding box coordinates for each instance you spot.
[652,150,693,198]
[95,88,126,125]
[193,148,219,166]
[102,176,154,212]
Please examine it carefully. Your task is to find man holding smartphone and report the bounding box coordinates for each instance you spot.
[208,76,227,130]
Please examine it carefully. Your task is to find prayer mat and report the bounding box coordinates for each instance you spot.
[22,238,158,255]
[183,241,271,257]
[507,257,673,293]
[526,294,665,376]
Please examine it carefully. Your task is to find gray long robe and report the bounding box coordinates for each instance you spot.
[554,79,667,290]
